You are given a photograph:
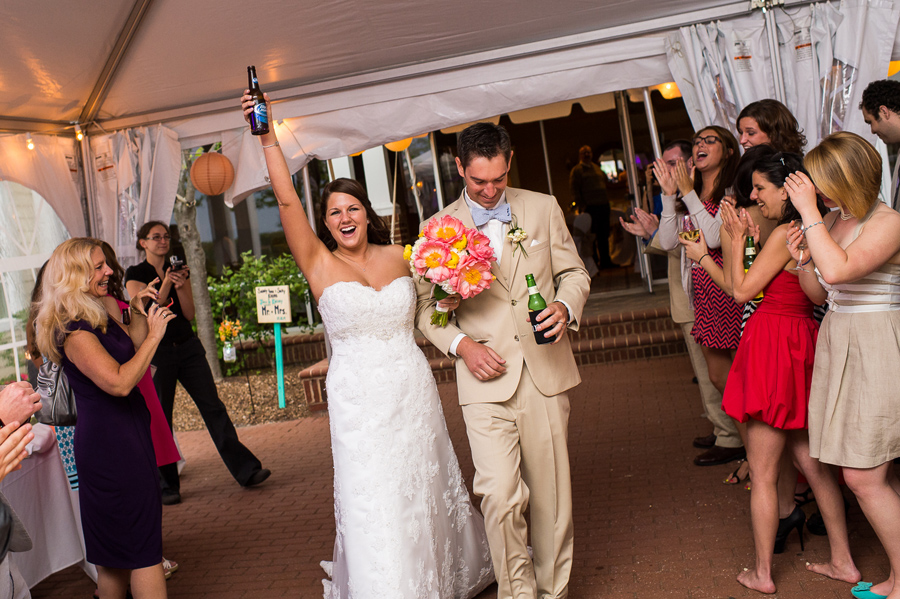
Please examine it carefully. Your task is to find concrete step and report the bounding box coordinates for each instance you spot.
[298,305,686,412]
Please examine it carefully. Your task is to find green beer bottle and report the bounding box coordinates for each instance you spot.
[743,236,764,304]
[525,274,553,345]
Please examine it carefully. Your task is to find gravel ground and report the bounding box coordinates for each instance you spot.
[171,363,313,432]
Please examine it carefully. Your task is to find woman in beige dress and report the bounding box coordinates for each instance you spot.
[786,131,900,599]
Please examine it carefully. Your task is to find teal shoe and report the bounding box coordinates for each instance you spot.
[851,582,888,599]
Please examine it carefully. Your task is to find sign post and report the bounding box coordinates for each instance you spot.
[255,285,291,409]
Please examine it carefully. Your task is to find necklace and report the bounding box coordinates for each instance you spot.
[336,249,371,272]
[839,210,853,221]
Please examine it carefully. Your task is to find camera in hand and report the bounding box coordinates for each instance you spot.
[169,255,185,272]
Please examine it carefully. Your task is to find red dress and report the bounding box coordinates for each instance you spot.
[690,200,742,349]
[722,270,819,429]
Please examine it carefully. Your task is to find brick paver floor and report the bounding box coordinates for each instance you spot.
[32,356,889,598]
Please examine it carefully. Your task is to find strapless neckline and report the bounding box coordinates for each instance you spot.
[320,276,412,299]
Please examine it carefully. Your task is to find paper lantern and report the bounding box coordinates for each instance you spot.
[190,151,235,196]
[384,138,413,152]
[889,61,900,77]
[656,82,682,100]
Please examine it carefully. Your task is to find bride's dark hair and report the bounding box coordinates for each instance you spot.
[317,178,392,250]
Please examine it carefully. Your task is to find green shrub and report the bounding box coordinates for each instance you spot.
[208,250,312,375]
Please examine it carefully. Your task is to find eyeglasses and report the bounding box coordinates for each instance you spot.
[692,135,722,146]
[146,235,171,242]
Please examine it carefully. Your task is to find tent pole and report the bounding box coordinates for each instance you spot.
[429,133,445,210]
[79,135,96,237]
[615,91,652,294]
[641,88,663,160]
[539,120,554,196]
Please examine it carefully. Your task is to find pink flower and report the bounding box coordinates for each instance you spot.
[450,256,494,299]
[412,240,454,282]
[466,229,495,261]
[422,215,465,246]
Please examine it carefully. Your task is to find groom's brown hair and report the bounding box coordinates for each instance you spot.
[457,123,512,169]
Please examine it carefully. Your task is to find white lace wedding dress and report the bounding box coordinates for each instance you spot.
[318,277,494,599]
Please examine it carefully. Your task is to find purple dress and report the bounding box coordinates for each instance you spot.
[60,320,161,569]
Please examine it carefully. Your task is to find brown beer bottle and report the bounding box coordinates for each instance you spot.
[247,66,269,136]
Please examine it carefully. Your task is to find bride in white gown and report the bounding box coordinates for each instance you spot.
[242,93,493,599]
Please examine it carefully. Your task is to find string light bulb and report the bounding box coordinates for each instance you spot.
[26,134,34,151]
[74,124,84,141]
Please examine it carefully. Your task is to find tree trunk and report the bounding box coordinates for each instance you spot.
[174,154,223,382]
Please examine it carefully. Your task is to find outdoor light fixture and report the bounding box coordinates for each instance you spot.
[26,134,34,150]
[75,124,84,141]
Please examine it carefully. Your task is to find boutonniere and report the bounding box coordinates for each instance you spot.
[507,215,528,257]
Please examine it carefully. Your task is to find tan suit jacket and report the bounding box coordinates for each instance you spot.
[415,187,591,404]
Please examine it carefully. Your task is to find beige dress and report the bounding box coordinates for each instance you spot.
[808,211,900,468]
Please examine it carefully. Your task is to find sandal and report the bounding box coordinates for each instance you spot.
[163,557,179,580]
[723,459,750,485]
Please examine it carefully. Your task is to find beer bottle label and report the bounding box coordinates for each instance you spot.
[253,103,268,124]
[251,76,259,87]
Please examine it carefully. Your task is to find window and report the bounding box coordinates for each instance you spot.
[0,181,70,383]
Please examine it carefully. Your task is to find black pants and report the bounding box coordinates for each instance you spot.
[152,336,261,490]
[586,203,612,267]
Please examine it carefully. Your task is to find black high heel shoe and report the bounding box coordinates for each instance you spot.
[774,505,806,554]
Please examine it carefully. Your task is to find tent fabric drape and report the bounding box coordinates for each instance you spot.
[220,34,673,206]
[666,1,899,151]
[0,134,84,238]
[88,125,182,266]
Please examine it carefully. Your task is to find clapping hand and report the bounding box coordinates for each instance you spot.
[742,208,760,245]
[146,302,176,343]
[721,202,749,241]
[0,421,34,482]
[652,158,678,196]
[673,158,695,198]
[679,227,709,263]
[129,278,160,317]
[0,382,42,427]
[619,207,659,240]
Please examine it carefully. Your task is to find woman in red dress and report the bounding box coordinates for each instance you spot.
[722,153,859,594]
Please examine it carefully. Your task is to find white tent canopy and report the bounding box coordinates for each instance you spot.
[2,0,900,224]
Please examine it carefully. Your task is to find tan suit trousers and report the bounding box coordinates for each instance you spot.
[462,367,573,599]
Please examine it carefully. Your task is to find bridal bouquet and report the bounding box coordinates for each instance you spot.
[404,215,496,326]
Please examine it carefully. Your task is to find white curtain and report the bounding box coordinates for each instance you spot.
[88,125,182,266]
[0,134,84,237]
[666,1,900,150]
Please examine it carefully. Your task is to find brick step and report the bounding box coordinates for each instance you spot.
[299,305,685,411]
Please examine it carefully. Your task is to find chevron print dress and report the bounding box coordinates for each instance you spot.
[690,200,742,349]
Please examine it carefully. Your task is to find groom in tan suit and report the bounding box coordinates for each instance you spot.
[415,123,590,599]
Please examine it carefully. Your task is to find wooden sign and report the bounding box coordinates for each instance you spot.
[255,285,291,324]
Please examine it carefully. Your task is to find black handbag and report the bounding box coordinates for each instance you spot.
[35,361,77,426]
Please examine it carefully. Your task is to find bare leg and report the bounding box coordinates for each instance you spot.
[97,566,131,599]
[844,463,900,598]
[737,420,786,594]
[699,345,735,395]
[131,563,167,599]
[777,456,799,518]
[789,431,860,583]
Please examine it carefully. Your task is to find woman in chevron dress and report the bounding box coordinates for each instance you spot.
[660,126,743,394]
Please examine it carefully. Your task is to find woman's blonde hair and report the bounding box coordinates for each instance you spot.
[35,238,108,364]
[804,131,882,219]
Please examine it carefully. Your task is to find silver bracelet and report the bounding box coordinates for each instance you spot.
[803,220,824,234]
[262,141,280,149]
